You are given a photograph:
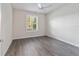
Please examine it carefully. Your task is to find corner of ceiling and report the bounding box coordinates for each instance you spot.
[46,4,67,15]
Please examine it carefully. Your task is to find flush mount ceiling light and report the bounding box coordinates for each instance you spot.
[37,3,53,9]
[38,3,43,9]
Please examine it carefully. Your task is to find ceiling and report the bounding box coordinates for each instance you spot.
[12,3,65,14]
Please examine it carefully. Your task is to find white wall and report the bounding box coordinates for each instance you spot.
[0,4,1,39]
[0,4,1,56]
[47,4,79,47]
[13,9,45,39]
[1,4,13,56]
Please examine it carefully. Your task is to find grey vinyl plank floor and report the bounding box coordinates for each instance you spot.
[5,36,79,56]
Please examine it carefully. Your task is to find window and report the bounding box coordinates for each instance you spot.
[26,16,38,32]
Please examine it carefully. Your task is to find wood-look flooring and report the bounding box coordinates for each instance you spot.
[5,36,79,56]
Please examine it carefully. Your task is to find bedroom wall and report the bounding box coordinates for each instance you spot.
[0,4,1,56]
[13,9,46,39]
[1,4,13,55]
[0,4,1,39]
[47,4,79,47]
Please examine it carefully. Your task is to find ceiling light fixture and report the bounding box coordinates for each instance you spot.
[37,3,53,9]
[38,3,43,9]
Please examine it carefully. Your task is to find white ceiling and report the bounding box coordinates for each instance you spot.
[12,3,65,14]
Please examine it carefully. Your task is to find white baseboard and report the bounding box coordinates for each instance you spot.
[1,39,13,56]
[13,35,46,40]
[47,35,79,48]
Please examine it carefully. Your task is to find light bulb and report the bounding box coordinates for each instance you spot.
[38,3,42,9]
